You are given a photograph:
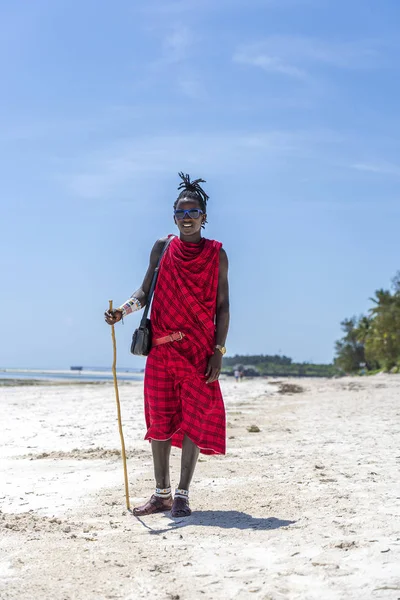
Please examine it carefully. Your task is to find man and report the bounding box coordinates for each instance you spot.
[105,173,229,517]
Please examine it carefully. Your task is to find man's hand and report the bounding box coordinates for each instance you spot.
[205,351,223,384]
[104,309,123,325]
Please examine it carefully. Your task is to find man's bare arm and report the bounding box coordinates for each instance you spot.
[130,237,169,308]
[104,237,168,324]
[215,248,230,347]
[206,248,230,383]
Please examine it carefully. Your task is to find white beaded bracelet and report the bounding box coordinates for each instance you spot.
[118,296,142,317]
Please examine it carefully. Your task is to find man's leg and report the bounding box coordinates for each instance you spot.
[178,434,200,490]
[152,439,172,489]
[132,439,173,516]
[171,434,200,517]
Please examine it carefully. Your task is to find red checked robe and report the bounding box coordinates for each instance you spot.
[143,235,226,455]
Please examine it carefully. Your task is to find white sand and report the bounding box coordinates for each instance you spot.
[1,376,400,599]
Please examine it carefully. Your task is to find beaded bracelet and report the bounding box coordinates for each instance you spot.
[118,296,142,317]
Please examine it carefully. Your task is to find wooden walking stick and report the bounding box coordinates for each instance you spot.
[109,300,131,511]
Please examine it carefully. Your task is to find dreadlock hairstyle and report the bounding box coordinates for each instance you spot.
[174,172,209,228]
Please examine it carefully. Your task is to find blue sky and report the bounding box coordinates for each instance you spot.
[1,0,400,369]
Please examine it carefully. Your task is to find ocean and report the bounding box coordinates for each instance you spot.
[0,368,144,383]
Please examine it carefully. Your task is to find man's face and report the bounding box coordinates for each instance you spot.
[174,198,206,238]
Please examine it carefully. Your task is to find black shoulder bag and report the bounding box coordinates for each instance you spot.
[130,237,173,356]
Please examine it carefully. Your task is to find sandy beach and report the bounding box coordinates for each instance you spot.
[1,376,399,600]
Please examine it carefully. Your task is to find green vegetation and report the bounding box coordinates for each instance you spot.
[0,379,124,386]
[335,271,400,374]
[222,354,337,377]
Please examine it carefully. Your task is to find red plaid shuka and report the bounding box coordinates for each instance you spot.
[143,235,226,455]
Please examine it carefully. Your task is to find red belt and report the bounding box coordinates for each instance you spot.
[152,331,185,347]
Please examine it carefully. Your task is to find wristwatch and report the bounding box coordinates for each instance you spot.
[215,345,226,355]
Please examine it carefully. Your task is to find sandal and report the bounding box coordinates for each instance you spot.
[171,496,192,518]
[132,494,173,516]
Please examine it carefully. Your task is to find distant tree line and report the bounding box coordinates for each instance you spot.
[335,272,400,374]
[223,354,293,367]
[222,354,336,377]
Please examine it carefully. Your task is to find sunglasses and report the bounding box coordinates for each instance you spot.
[174,208,204,220]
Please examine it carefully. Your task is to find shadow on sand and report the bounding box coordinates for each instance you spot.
[134,511,296,534]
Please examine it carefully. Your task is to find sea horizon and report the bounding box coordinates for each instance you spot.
[0,366,144,384]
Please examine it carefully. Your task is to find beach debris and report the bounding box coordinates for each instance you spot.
[1,511,77,534]
[247,425,261,433]
[149,564,163,573]
[24,447,146,461]
[314,464,325,470]
[335,541,356,550]
[312,562,339,569]
[0,378,113,387]
[278,383,305,395]
[341,382,362,392]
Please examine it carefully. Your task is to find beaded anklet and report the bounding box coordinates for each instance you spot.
[175,488,189,499]
[154,487,172,499]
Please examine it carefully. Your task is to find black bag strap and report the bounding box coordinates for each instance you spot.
[139,236,174,327]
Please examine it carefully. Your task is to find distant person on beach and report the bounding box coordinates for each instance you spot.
[234,369,240,382]
[105,173,230,518]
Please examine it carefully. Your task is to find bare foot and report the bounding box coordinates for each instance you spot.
[171,496,192,518]
[132,494,172,516]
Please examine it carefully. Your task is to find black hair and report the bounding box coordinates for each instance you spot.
[174,172,209,228]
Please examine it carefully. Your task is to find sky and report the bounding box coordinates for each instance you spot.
[1,0,400,369]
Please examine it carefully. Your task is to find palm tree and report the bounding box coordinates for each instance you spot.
[334,317,366,373]
[365,288,400,371]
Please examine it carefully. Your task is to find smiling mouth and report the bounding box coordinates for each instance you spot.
[182,223,193,228]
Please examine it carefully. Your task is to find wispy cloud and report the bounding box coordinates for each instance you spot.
[297,198,400,212]
[177,76,206,99]
[163,26,194,63]
[141,0,322,16]
[65,129,346,199]
[351,162,400,177]
[65,134,260,198]
[141,24,202,97]
[234,52,307,79]
[234,35,388,79]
